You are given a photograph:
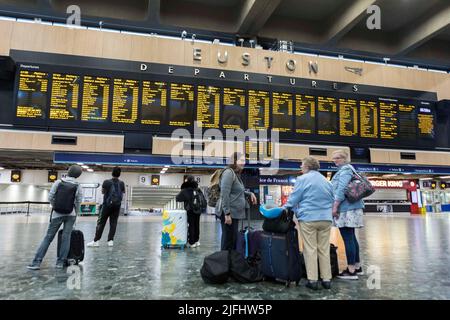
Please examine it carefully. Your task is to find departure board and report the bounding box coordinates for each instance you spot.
[317,96,337,135]
[295,94,315,134]
[197,85,220,128]
[248,90,270,130]
[418,106,434,139]
[398,103,416,141]
[169,83,194,127]
[111,78,139,124]
[339,98,358,137]
[272,92,293,132]
[49,73,80,120]
[223,87,246,129]
[81,76,110,122]
[16,70,49,119]
[360,100,378,138]
[379,101,398,139]
[141,81,167,125]
[246,140,258,161]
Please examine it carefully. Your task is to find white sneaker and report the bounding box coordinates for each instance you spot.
[87,241,99,247]
[194,242,200,247]
[108,240,114,247]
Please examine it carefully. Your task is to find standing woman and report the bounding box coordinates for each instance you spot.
[331,150,364,280]
[216,152,257,250]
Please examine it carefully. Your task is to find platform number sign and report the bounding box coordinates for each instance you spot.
[48,171,58,183]
[139,175,149,185]
[11,170,21,183]
[151,175,160,186]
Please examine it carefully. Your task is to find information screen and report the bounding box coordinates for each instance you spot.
[222,87,246,130]
[81,76,110,122]
[398,103,416,141]
[418,105,435,139]
[317,96,337,135]
[272,92,293,132]
[379,100,398,140]
[16,70,49,119]
[360,100,378,138]
[197,85,220,128]
[295,94,315,134]
[111,78,139,124]
[169,83,194,127]
[339,98,358,137]
[141,81,167,125]
[49,73,80,120]
[248,90,270,130]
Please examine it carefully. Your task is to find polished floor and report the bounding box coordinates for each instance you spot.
[0,213,449,300]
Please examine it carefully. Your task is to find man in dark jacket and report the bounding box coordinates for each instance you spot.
[176,176,206,248]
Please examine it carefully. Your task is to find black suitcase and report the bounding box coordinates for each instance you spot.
[57,229,85,265]
[260,228,302,287]
[300,244,340,278]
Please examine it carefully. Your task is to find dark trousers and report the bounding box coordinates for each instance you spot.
[220,214,240,251]
[94,205,120,242]
[339,227,360,266]
[187,211,200,245]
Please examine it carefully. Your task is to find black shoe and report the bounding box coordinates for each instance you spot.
[322,280,332,289]
[337,269,358,280]
[305,280,319,291]
[355,267,364,275]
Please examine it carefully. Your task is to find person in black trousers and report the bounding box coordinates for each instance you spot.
[176,175,205,248]
[87,167,125,248]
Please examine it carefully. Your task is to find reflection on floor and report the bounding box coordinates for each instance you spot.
[0,213,449,300]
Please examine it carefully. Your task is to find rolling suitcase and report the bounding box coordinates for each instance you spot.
[299,244,340,278]
[57,229,84,265]
[161,209,188,249]
[260,228,302,287]
[236,200,262,259]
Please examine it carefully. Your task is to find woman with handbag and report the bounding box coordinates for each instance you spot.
[331,150,365,280]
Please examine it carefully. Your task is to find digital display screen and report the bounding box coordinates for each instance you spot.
[49,73,80,120]
[295,94,315,134]
[197,85,220,128]
[272,92,293,132]
[317,96,337,135]
[379,100,398,140]
[111,78,139,124]
[248,90,270,130]
[223,87,246,130]
[141,81,167,125]
[81,76,110,122]
[418,105,435,139]
[16,70,49,119]
[398,103,416,141]
[339,98,358,137]
[169,83,194,127]
[360,100,378,138]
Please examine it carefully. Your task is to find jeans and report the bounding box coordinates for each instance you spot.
[94,205,120,242]
[220,214,240,251]
[31,215,76,266]
[339,227,360,266]
[187,211,200,245]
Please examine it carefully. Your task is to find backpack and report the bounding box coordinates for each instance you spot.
[187,188,207,215]
[206,168,235,207]
[53,180,78,214]
[105,179,123,209]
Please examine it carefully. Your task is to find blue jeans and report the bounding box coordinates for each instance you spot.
[31,215,76,266]
[339,227,360,266]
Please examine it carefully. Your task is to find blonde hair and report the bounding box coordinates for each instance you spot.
[302,156,320,171]
[332,149,350,163]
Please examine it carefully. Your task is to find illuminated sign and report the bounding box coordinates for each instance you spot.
[48,171,57,183]
[151,174,160,186]
[370,180,405,188]
[11,170,21,183]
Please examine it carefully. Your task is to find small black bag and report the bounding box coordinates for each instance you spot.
[200,251,230,284]
[262,209,295,234]
[229,251,263,283]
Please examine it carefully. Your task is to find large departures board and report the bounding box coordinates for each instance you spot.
[14,65,437,149]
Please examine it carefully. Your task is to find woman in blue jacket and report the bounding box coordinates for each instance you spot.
[331,150,364,280]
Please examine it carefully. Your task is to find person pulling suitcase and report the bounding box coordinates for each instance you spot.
[27,165,83,270]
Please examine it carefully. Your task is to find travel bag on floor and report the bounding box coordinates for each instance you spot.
[260,228,303,287]
[236,201,262,259]
[200,251,230,284]
[299,244,340,278]
[57,229,85,265]
[161,209,188,248]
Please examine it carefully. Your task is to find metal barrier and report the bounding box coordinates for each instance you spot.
[0,202,51,216]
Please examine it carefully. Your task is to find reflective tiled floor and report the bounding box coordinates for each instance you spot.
[0,213,449,300]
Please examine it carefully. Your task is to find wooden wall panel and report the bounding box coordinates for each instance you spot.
[301,56,343,83]
[153,38,184,65]
[71,28,103,58]
[278,52,303,78]
[10,22,47,52]
[276,143,350,162]
[0,20,13,55]
[256,49,281,75]
[184,41,212,67]
[129,34,156,62]
[102,32,132,60]
[371,148,450,166]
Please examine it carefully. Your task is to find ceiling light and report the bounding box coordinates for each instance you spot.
[439,176,450,179]
[420,178,433,180]
[77,163,84,166]
[0,167,4,170]
[383,174,397,178]
[87,169,94,172]
[82,165,89,169]
[160,171,165,174]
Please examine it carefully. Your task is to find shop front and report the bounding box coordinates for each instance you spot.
[419,181,450,213]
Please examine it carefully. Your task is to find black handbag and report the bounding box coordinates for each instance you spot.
[262,208,295,234]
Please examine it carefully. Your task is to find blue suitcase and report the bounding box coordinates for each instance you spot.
[260,228,302,287]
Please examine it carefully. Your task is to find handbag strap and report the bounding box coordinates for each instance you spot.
[347,164,362,180]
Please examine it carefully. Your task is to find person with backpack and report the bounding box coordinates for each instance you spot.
[331,149,365,280]
[213,152,257,251]
[27,165,83,270]
[176,175,207,248]
[87,167,125,247]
